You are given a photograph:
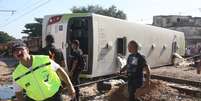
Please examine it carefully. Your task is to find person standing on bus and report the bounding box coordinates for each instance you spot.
[120,40,151,101]
[68,40,85,101]
[11,41,75,101]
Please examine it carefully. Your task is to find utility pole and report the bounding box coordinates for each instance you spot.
[199,8,201,13]
[0,10,16,15]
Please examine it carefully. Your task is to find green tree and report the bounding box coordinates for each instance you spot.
[22,18,43,37]
[0,31,15,43]
[71,5,127,20]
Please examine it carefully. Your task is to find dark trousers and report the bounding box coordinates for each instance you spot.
[127,76,142,101]
[25,88,62,101]
[25,92,62,101]
[70,70,81,101]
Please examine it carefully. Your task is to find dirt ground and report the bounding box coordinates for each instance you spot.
[107,80,197,101]
[1,58,201,101]
[0,61,12,85]
[151,65,201,82]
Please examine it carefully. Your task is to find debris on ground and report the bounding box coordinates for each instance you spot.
[106,84,128,101]
[0,76,12,85]
[0,85,15,100]
[0,61,12,85]
[151,66,201,82]
[0,61,8,68]
[107,80,196,101]
[173,53,186,66]
[80,84,99,99]
[136,80,178,101]
[0,58,201,101]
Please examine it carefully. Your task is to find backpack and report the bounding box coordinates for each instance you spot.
[48,48,64,66]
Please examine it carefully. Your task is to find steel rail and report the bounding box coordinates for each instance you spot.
[151,74,201,87]
[74,74,126,87]
[75,72,201,88]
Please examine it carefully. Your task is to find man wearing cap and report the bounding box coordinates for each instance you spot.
[11,41,75,101]
[41,34,65,67]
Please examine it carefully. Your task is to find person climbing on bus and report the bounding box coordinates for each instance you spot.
[68,40,85,101]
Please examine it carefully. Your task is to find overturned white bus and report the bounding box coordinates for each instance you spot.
[42,13,185,78]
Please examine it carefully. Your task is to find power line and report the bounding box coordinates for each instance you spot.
[0,10,16,14]
[199,8,201,12]
[0,0,51,27]
[1,0,45,24]
[16,0,47,14]
[0,10,16,22]
[0,10,16,12]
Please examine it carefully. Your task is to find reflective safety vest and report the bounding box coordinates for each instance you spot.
[12,55,61,101]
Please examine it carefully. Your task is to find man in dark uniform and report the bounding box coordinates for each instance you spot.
[121,40,150,101]
[68,40,84,101]
[42,34,65,67]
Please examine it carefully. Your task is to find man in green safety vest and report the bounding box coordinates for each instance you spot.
[11,41,75,101]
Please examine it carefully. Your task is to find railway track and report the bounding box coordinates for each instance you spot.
[76,73,201,97]
[151,74,201,88]
[2,54,201,99]
[151,74,201,96]
[76,74,126,87]
[77,72,201,88]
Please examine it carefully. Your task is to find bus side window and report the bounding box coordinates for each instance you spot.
[117,37,127,56]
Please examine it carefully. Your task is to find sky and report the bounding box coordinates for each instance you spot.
[0,0,201,39]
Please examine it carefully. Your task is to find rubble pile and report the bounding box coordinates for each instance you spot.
[0,61,12,85]
[80,84,98,97]
[107,80,194,101]
[0,76,11,85]
[63,84,106,101]
[106,84,128,101]
[137,80,178,101]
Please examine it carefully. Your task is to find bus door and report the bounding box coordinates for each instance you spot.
[67,16,93,74]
